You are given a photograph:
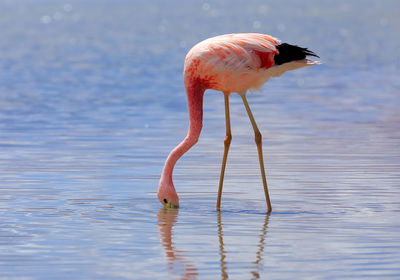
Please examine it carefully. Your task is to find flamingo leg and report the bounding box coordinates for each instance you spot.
[240,94,272,213]
[217,93,232,210]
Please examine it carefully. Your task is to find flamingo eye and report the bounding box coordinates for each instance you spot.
[163,199,168,204]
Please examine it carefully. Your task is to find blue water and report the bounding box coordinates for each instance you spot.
[1,0,400,279]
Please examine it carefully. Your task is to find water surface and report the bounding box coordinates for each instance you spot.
[0,0,399,279]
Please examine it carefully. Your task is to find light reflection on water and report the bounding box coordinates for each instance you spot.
[1,0,400,279]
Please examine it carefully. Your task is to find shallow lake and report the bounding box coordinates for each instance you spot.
[0,0,399,279]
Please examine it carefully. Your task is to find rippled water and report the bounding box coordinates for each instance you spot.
[1,0,400,279]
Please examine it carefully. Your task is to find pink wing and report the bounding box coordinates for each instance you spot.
[186,33,280,73]
[184,33,281,92]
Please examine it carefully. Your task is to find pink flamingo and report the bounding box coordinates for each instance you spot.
[158,33,319,212]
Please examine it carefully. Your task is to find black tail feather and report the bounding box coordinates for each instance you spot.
[274,43,319,65]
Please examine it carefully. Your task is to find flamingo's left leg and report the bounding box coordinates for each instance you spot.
[240,93,272,213]
[217,93,232,210]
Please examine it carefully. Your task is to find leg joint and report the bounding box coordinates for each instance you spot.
[254,130,262,145]
[224,133,232,147]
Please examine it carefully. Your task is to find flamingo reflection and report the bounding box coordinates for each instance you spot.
[217,212,270,279]
[157,208,198,279]
[158,208,270,279]
[250,213,270,279]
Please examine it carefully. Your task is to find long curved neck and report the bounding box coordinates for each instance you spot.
[160,81,205,184]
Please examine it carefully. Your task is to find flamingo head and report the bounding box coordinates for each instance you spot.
[157,180,179,208]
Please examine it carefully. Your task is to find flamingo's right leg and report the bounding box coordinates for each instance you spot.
[217,93,232,210]
[240,93,272,213]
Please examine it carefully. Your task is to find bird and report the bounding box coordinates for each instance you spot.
[157,33,319,212]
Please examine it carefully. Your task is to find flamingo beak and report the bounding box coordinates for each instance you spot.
[164,201,179,209]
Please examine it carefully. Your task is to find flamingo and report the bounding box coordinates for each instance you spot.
[157,33,319,212]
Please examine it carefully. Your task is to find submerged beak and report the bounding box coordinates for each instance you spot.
[164,201,179,209]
